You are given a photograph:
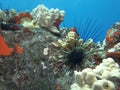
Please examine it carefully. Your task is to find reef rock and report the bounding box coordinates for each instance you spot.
[105,21,120,49]
[0,27,63,90]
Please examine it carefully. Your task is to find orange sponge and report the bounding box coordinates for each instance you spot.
[0,35,14,56]
[15,44,24,54]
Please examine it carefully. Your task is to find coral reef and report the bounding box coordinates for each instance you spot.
[104,21,120,65]
[105,21,120,49]
[9,11,32,24]
[1,5,120,90]
[31,4,65,34]
[0,9,17,22]
[57,29,105,69]
[0,28,59,90]
[107,42,120,59]
[9,11,39,28]
[93,58,120,79]
[0,25,105,90]
[71,58,120,90]
[0,9,39,31]
[0,9,7,22]
[0,34,24,56]
[0,34,14,56]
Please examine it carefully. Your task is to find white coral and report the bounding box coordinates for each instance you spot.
[0,9,7,22]
[74,71,85,87]
[71,58,119,90]
[93,79,115,90]
[93,58,120,79]
[31,4,65,28]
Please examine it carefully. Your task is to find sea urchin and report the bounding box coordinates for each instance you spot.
[66,47,85,69]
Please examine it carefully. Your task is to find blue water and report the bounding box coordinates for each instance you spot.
[1,0,120,42]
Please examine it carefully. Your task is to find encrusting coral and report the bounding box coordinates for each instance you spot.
[0,9,39,31]
[105,21,120,49]
[107,42,120,58]
[71,58,120,90]
[31,4,65,34]
[103,21,120,65]
[9,11,33,24]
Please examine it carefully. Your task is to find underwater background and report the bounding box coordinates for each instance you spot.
[1,0,120,90]
[1,0,120,42]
